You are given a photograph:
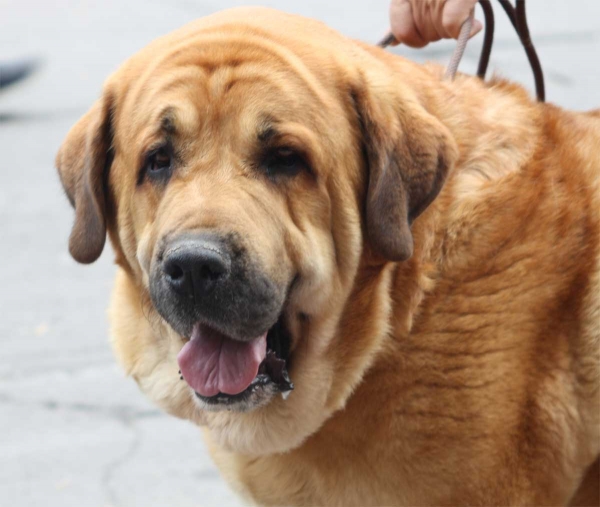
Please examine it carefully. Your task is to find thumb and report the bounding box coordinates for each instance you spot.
[470,19,483,38]
[442,0,479,39]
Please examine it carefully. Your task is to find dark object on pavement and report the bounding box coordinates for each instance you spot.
[0,59,40,90]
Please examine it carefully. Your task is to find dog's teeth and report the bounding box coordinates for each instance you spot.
[281,390,292,400]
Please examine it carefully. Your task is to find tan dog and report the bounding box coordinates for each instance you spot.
[56,7,600,506]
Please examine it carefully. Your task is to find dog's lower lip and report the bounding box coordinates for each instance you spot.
[195,374,274,405]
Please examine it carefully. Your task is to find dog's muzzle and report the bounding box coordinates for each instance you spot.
[149,232,293,411]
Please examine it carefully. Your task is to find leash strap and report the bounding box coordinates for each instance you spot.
[444,9,474,80]
[377,9,475,81]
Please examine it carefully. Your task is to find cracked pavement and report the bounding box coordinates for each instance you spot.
[1,0,598,505]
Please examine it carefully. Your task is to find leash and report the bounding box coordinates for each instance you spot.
[498,0,545,101]
[377,0,545,101]
[443,9,474,80]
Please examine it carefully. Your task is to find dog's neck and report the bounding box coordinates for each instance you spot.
[352,50,542,342]
[323,60,544,414]
[387,64,542,338]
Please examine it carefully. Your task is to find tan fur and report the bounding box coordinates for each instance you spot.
[56,7,600,506]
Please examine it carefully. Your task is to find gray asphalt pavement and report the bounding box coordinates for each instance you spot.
[1,1,599,506]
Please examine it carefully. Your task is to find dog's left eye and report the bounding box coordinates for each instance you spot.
[149,147,171,173]
[141,146,173,184]
[264,148,305,177]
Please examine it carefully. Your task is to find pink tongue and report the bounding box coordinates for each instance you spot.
[177,324,267,397]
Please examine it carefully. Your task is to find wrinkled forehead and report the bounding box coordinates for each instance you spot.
[113,12,350,149]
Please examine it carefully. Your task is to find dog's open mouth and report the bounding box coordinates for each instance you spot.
[177,316,293,408]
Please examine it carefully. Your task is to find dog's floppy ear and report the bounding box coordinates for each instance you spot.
[56,91,115,264]
[352,73,457,262]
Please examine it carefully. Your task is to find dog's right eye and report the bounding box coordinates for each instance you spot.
[140,146,173,185]
[262,147,308,178]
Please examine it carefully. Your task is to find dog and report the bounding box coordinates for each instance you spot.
[55,7,600,506]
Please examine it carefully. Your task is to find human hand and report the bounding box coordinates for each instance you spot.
[389,0,482,48]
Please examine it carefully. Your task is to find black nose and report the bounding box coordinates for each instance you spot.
[162,236,231,300]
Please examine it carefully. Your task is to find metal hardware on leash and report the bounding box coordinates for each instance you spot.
[377,0,545,102]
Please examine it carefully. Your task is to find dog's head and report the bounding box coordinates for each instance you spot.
[56,7,456,455]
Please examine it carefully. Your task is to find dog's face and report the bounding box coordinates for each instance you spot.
[56,7,456,455]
